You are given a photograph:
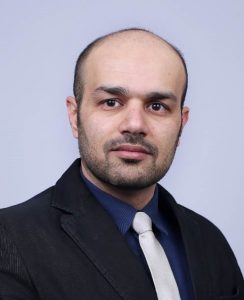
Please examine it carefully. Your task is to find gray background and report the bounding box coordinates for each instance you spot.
[1,0,243,273]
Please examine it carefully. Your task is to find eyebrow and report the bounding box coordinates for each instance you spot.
[94,86,129,97]
[145,91,177,102]
[94,85,177,102]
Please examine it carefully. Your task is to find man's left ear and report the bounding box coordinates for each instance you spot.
[181,106,189,129]
[178,106,189,145]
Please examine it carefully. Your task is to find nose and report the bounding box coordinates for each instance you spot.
[118,101,149,136]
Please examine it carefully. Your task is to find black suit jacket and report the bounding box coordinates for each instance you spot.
[0,159,243,300]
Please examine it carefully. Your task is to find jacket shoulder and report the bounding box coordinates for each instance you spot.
[0,186,54,224]
[178,203,232,247]
[178,204,243,280]
[0,188,55,299]
[178,203,228,237]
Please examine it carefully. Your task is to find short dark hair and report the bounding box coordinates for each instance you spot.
[73,28,188,108]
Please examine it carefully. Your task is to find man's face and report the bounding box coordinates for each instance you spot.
[69,33,188,190]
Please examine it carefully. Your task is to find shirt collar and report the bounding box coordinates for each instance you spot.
[81,171,168,236]
[142,188,168,235]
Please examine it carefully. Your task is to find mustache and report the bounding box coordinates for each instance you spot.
[103,133,158,157]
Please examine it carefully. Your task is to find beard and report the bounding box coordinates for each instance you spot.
[77,116,181,190]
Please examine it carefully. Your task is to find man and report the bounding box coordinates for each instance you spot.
[0,28,243,300]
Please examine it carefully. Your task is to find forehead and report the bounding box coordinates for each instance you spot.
[82,32,186,99]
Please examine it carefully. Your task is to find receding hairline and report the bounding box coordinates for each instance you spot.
[73,28,188,107]
[85,29,174,52]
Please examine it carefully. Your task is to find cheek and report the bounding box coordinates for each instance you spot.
[81,114,113,145]
[152,123,181,147]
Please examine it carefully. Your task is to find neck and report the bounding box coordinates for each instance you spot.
[81,165,156,210]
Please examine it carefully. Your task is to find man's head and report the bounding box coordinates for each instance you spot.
[67,28,189,192]
[73,28,188,108]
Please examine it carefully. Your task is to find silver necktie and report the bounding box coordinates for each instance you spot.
[132,212,181,300]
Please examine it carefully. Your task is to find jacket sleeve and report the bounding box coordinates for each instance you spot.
[0,223,39,299]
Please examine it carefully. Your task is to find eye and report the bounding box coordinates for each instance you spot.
[103,99,121,108]
[148,102,166,112]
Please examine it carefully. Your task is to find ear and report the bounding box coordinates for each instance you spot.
[181,106,189,129]
[177,106,189,145]
[66,96,78,139]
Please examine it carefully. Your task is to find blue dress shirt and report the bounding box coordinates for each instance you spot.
[81,173,193,300]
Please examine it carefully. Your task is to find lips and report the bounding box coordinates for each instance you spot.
[110,144,152,160]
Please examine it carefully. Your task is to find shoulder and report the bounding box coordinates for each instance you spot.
[0,188,56,297]
[175,201,231,251]
[0,186,55,228]
[177,203,228,242]
[179,204,243,278]
[0,185,61,267]
[158,184,242,277]
[158,183,229,242]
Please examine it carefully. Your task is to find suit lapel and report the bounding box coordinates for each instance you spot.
[52,159,157,300]
[176,210,211,300]
[158,186,211,300]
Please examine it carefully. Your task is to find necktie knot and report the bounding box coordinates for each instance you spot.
[132,212,152,235]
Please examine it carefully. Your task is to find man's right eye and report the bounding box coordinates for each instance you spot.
[103,99,121,108]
